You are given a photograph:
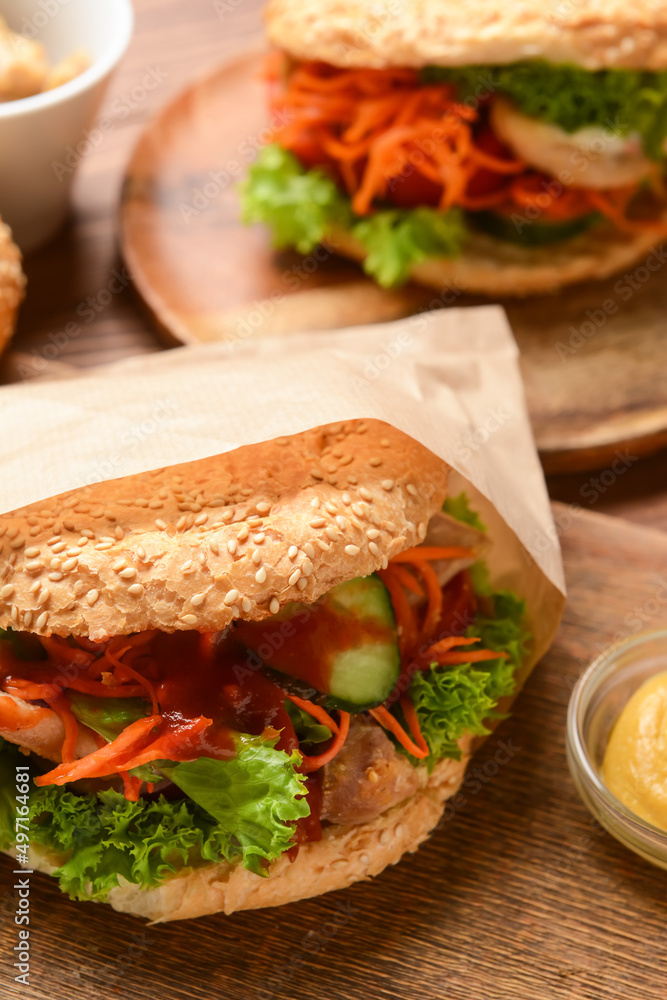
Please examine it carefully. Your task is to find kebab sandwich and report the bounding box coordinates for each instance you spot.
[0,420,532,921]
[242,0,667,295]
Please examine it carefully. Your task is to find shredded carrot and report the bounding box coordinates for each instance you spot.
[390,546,474,563]
[424,636,481,656]
[369,705,428,760]
[3,679,61,701]
[385,562,424,597]
[300,711,350,773]
[285,693,339,735]
[399,695,429,756]
[378,567,417,656]
[426,649,508,665]
[34,715,162,786]
[46,694,79,763]
[105,646,159,715]
[120,771,143,802]
[404,559,444,643]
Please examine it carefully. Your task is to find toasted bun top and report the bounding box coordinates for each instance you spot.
[266,0,667,71]
[0,420,449,641]
[0,219,25,356]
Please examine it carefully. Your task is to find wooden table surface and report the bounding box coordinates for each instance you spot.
[2,3,667,996]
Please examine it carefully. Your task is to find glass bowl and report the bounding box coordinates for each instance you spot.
[566,628,667,869]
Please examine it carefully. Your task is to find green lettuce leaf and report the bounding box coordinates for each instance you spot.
[426,63,667,159]
[352,207,465,287]
[442,492,487,533]
[68,692,149,742]
[7,734,308,900]
[240,142,351,253]
[240,144,466,286]
[406,587,530,770]
[285,699,333,747]
[164,735,309,877]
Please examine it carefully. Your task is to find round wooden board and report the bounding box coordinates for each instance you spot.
[121,51,667,474]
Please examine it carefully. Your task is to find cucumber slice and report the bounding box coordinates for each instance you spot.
[471,210,600,246]
[234,575,400,711]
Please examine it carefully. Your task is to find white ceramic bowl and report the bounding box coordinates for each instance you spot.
[0,0,134,252]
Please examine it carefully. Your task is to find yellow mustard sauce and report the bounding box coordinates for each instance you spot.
[602,671,667,831]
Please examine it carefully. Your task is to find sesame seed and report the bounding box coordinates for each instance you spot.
[48,572,63,582]
[10,605,17,624]
[155,518,168,530]
[302,558,313,576]
[369,542,380,557]
[209,538,220,556]
[25,560,43,573]
[182,560,193,573]
[227,539,237,555]
[369,457,382,467]
[231,604,240,618]
[29,581,40,595]
[406,484,417,496]
[242,597,252,613]
[342,493,352,505]
[191,593,206,607]
[24,547,40,559]
[360,853,370,866]
[325,526,339,541]
[194,514,208,526]
[47,536,61,546]
[120,568,137,580]
[255,568,267,584]
[66,548,81,557]
[418,522,427,540]
[0,585,14,600]
[112,559,126,573]
[23,611,32,627]
[61,557,78,573]
[181,613,198,626]
[289,568,302,586]
[304,542,315,559]
[310,497,320,509]
[359,488,373,502]
[297,577,308,591]
[325,501,337,515]
[270,597,280,615]
[351,504,364,517]
[197,552,206,565]
[288,546,298,560]
[335,516,347,530]
[406,521,416,534]
[136,546,146,560]
[37,588,50,606]
[115,527,124,540]
[51,541,66,554]
[95,542,113,551]
[35,612,49,631]
[253,533,265,544]
[86,589,99,607]
[237,526,249,541]
[310,517,326,528]
[6,526,18,540]
[379,830,390,846]
[381,555,389,570]
[128,584,145,598]
[176,516,187,531]
[252,550,262,565]
[316,540,329,551]
[345,544,360,556]
[247,517,263,528]
[256,502,271,514]
[382,480,394,491]
[367,528,380,540]
[310,469,324,481]
[221,510,234,522]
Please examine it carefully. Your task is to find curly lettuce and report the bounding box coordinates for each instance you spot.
[407,589,530,771]
[241,144,465,286]
[426,63,667,159]
[0,734,308,901]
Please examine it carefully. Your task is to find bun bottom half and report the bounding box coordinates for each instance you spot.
[16,743,471,922]
[326,221,664,298]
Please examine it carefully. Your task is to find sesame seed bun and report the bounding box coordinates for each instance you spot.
[16,741,471,921]
[0,219,25,356]
[0,420,449,642]
[326,220,665,297]
[266,0,667,71]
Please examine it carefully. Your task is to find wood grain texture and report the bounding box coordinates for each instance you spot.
[1,503,667,999]
[120,51,667,475]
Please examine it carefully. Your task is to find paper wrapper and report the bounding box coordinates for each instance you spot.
[0,306,564,700]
